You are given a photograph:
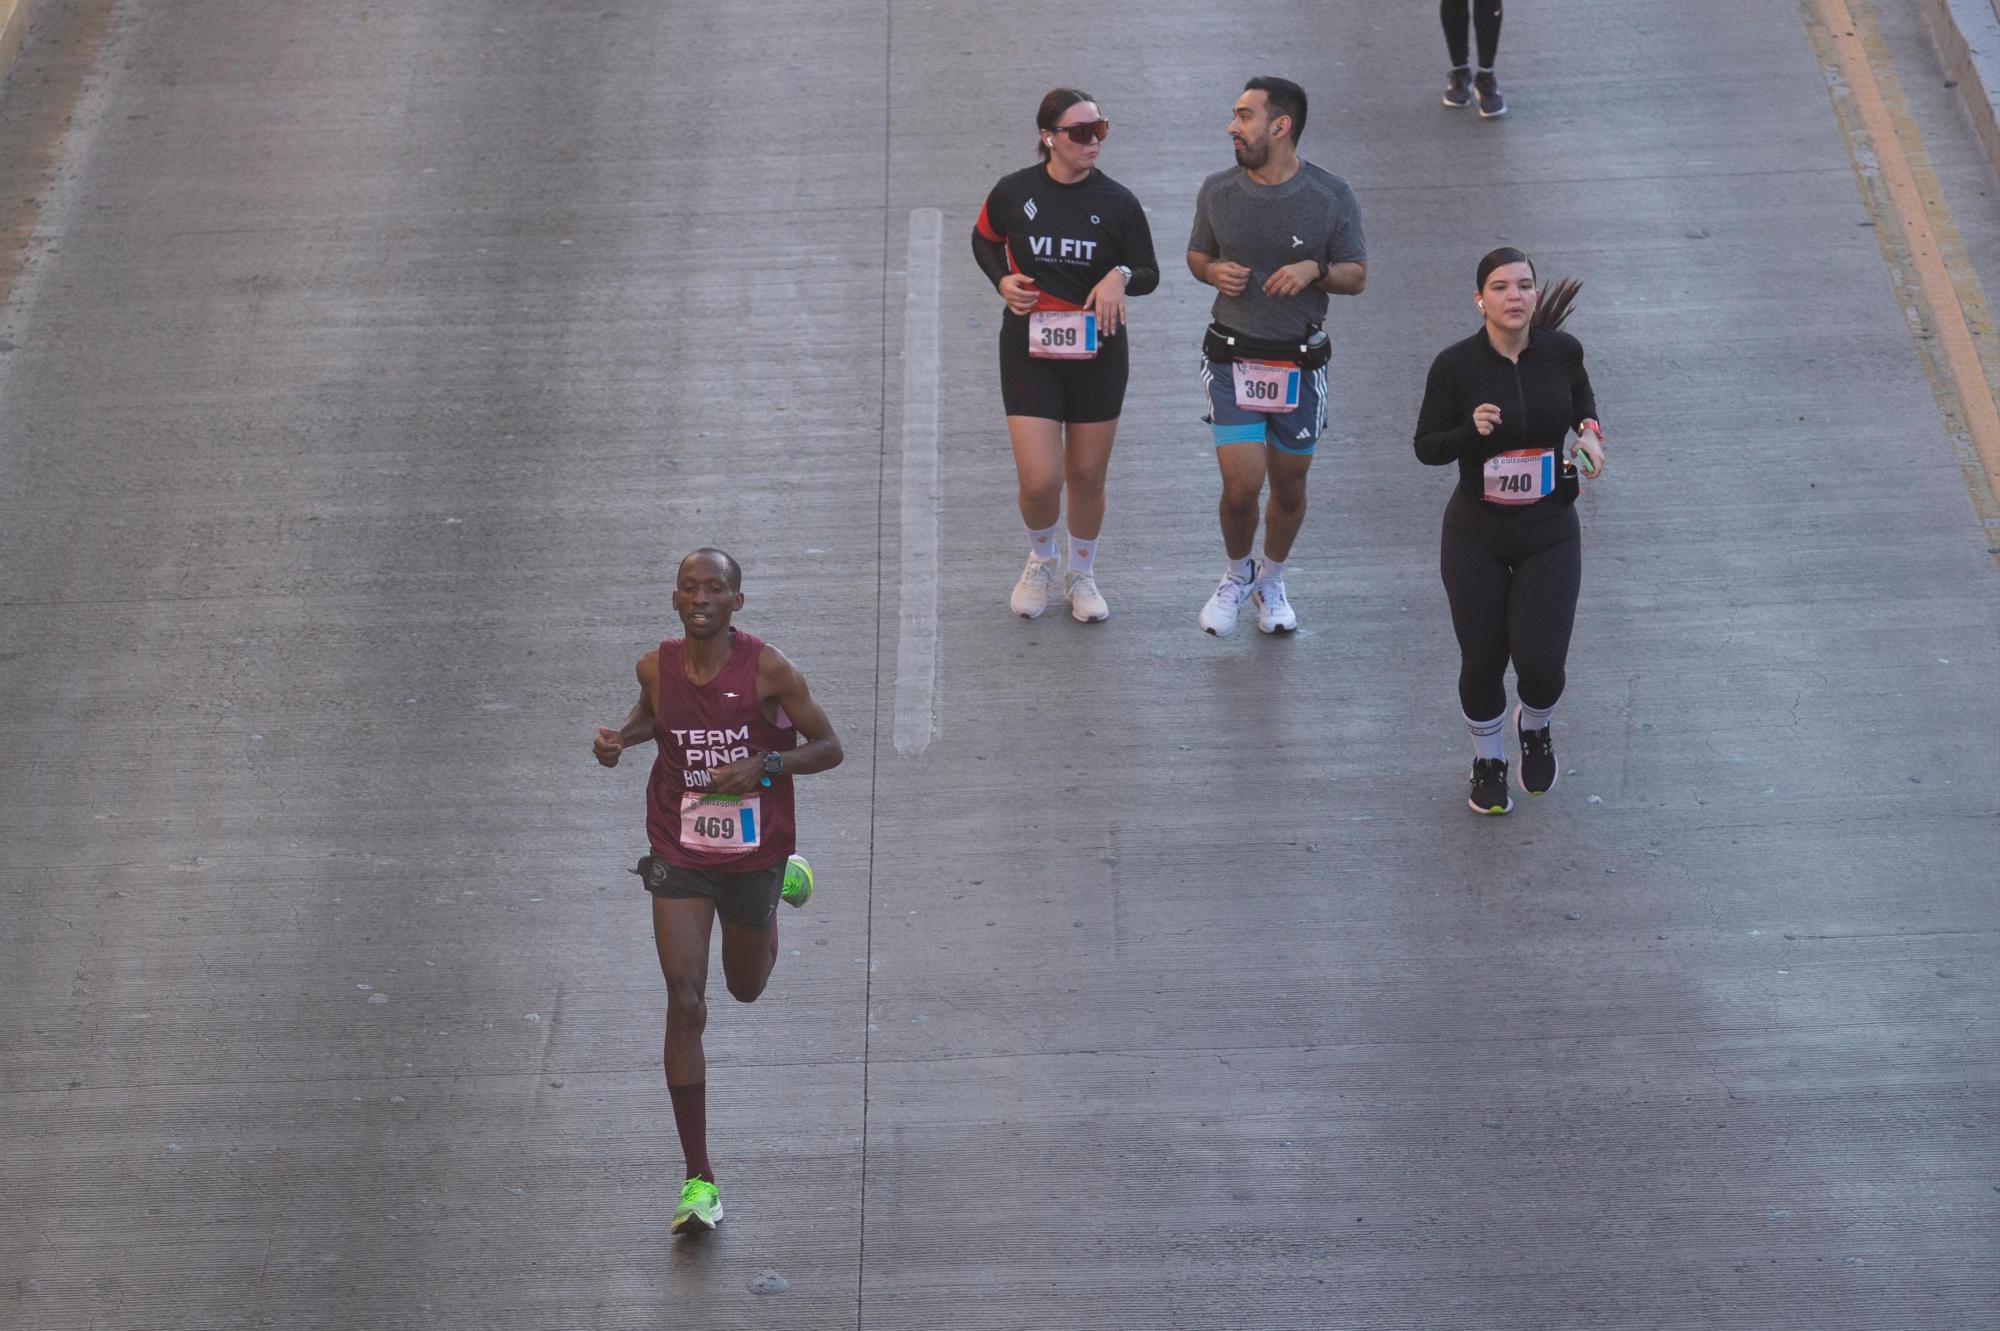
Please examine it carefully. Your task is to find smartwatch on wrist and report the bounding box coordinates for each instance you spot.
[1115,264,1133,282]
[1313,258,1330,285]
[760,750,784,787]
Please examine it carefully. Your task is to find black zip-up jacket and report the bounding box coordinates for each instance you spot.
[1414,326,1599,503]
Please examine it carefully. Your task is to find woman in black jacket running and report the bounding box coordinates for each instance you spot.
[1414,247,1605,814]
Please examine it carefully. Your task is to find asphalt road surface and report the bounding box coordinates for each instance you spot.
[3,1,1996,1327]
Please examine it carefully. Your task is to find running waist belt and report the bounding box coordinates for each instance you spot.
[1203,322,1332,369]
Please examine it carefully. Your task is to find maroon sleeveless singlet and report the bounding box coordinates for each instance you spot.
[644,628,798,870]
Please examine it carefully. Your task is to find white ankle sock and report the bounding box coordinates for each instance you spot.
[1067,536,1097,575]
[1466,712,1506,761]
[1518,700,1555,733]
[1259,556,1287,585]
[1227,555,1255,583]
[1028,525,1059,562]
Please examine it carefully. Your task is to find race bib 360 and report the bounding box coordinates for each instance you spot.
[1232,358,1299,413]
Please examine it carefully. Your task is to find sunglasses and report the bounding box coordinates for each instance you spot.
[1051,119,1110,144]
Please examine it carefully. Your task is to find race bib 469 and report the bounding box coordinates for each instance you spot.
[679,793,762,853]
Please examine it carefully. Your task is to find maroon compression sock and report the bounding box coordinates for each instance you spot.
[667,1081,712,1182]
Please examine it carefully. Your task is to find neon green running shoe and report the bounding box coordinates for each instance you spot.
[780,854,813,909]
[670,1176,722,1234]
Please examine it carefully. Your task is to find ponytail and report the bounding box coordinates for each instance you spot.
[1533,276,1581,330]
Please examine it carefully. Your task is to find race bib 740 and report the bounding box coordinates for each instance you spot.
[1483,449,1555,504]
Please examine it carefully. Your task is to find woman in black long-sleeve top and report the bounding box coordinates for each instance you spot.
[1414,247,1606,814]
[971,88,1160,623]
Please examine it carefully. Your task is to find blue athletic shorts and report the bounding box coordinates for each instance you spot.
[1200,356,1329,455]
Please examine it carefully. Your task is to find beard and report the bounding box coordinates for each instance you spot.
[1231,136,1269,170]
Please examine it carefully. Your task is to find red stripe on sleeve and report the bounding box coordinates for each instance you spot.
[974,202,1004,243]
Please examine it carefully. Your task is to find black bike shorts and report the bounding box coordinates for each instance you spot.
[999,325,1129,423]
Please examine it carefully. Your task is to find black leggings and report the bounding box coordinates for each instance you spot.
[1440,490,1580,720]
[1441,0,1503,68]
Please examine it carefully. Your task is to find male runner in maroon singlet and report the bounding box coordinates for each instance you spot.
[591,548,843,1234]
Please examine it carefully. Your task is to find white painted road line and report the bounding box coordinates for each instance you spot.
[894,208,941,756]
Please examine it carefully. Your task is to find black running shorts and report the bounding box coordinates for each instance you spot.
[999,321,1130,424]
[638,854,780,928]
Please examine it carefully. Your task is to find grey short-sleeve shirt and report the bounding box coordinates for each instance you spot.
[1188,160,1366,341]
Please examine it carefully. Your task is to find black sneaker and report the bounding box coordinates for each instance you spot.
[1442,67,1473,109]
[1515,705,1557,796]
[1474,71,1507,118]
[1468,758,1513,814]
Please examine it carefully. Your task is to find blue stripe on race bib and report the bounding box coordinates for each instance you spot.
[1083,314,1097,353]
[739,805,757,844]
[1540,453,1554,492]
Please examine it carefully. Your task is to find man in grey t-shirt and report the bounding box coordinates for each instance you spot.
[1187,76,1366,637]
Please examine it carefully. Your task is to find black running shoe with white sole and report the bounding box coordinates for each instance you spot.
[1515,705,1557,796]
[1474,71,1507,118]
[1442,67,1473,108]
[1468,758,1513,814]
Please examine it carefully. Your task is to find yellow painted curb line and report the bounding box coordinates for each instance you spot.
[1804,0,2000,555]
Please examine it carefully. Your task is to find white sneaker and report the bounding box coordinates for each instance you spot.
[1065,571,1108,622]
[1009,555,1060,619]
[1199,570,1254,636]
[1252,575,1298,633]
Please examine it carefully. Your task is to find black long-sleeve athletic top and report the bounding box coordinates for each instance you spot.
[1414,325,1600,502]
[972,164,1159,351]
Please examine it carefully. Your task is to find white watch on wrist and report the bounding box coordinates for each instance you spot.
[1115,264,1133,281]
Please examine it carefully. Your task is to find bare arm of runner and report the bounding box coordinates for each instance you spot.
[1264,259,1366,297]
[998,273,1041,316]
[1320,260,1366,295]
[592,649,660,767]
[704,647,844,795]
[1188,250,1250,298]
[1086,266,1129,335]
